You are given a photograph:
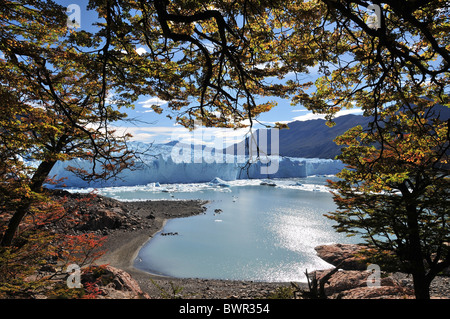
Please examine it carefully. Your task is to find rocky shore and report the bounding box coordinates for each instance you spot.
[92,198,298,299]
[50,190,297,299]
[312,243,449,299]
[51,191,448,299]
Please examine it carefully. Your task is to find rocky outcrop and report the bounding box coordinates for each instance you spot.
[312,244,415,299]
[314,243,369,270]
[310,269,414,299]
[76,207,125,231]
[82,265,150,299]
[48,189,148,234]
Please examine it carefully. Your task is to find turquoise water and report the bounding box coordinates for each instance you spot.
[83,177,361,282]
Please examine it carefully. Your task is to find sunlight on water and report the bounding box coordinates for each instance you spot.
[71,177,361,282]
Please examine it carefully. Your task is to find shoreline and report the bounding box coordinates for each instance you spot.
[90,197,449,299]
[95,199,298,299]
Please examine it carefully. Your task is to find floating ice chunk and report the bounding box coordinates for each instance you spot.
[146,182,161,188]
[208,177,230,187]
[260,180,276,186]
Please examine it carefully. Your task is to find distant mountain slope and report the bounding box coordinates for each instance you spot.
[225,114,371,159]
[276,115,371,159]
[227,104,449,159]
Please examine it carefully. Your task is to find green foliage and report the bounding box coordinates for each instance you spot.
[294,0,450,299]
[1,0,449,300]
[267,286,296,299]
[150,279,185,299]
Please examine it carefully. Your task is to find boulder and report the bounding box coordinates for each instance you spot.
[315,244,369,270]
[77,208,124,231]
[104,266,144,294]
[313,269,395,295]
[84,265,149,299]
[311,269,414,299]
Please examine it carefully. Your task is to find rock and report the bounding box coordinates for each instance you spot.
[313,269,395,295]
[315,244,369,270]
[48,190,145,233]
[84,265,150,299]
[309,269,415,299]
[260,181,276,186]
[338,286,414,299]
[78,208,124,231]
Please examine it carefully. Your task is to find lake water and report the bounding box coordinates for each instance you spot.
[80,177,361,282]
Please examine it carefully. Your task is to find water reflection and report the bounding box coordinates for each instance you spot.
[90,177,360,282]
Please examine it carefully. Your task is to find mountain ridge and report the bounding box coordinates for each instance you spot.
[224,114,371,160]
[227,103,449,160]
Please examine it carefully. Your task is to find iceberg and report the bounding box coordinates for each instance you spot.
[209,177,231,187]
[46,142,345,188]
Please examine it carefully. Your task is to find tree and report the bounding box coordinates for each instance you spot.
[275,0,449,299]
[86,0,314,129]
[2,0,448,299]
[0,0,302,296]
[79,0,450,299]
[0,0,140,296]
[0,193,107,298]
[0,0,137,248]
[327,102,449,299]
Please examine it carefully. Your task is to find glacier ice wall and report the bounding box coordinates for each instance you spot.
[47,142,345,188]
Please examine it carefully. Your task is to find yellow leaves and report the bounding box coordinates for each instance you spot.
[251,101,277,114]
[334,125,363,146]
[274,122,289,129]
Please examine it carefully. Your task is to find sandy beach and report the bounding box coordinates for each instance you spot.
[95,199,298,299]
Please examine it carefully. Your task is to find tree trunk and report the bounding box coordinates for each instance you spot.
[396,181,431,300]
[404,200,430,299]
[412,273,431,299]
[0,160,56,247]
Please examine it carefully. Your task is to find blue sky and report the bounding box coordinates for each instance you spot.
[61,1,363,145]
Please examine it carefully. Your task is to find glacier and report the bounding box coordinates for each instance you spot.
[47,142,345,188]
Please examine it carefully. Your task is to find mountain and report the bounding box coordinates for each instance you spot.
[229,103,449,159]
[276,115,371,159]
[45,105,448,187]
[226,114,371,159]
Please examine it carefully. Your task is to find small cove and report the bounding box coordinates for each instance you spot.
[80,177,361,282]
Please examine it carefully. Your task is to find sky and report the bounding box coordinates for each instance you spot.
[61,1,363,145]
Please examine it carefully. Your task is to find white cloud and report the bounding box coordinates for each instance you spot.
[292,108,363,121]
[171,126,249,147]
[135,47,148,55]
[111,124,250,145]
[136,109,156,114]
[110,126,180,143]
[138,97,168,109]
[119,47,148,56]
[292,112,328,121]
